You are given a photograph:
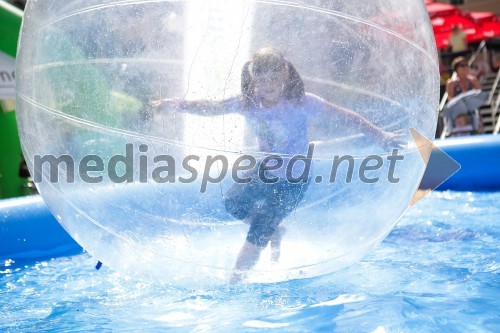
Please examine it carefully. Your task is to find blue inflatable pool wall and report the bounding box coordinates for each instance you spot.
[0,195,82,261]
[429,135,500,191]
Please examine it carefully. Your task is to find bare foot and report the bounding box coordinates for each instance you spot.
[229,270,245,284]
[270,225,286,262]
[230,241,262,284]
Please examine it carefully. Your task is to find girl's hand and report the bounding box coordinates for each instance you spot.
[377,129,406,150]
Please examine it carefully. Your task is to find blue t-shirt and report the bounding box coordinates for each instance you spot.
[223,92,327,178]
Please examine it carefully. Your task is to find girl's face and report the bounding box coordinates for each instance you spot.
[253,70,287,107]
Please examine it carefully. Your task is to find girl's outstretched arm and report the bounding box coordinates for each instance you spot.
[150,98,228,116]
[322,99,406,150]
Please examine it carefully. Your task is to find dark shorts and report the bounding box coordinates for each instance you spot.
[223,174,309,247]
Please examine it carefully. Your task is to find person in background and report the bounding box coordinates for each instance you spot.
[448,25,468,54]
[443,57,484,137]
[449,113,474,137]
[446,56,481,100]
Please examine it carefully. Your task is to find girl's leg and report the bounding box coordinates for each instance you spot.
[223,179,260,220]
[266,181,309,262]
[269,225,286,262]
[229,179,309,282]
[242,181,306,260]
[229,182,277,283]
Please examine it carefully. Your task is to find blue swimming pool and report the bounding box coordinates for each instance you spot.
[1,190,498,332]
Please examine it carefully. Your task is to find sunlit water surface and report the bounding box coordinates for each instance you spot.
[1,191,499,332]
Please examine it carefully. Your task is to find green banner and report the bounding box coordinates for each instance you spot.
[0,1,25,198]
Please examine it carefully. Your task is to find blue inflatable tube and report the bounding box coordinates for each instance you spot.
[432,134,500,191]
[0,195,81,262]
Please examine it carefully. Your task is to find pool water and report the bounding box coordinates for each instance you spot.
[1,191,499,332]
